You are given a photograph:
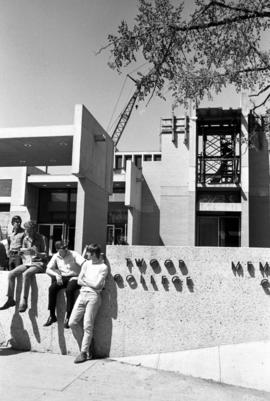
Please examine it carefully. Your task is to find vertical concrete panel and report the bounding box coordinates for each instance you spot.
[75,178,109,253]
[72,105,113,253]
[160,130,190,245]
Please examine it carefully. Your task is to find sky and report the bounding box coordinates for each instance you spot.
[0,0,242,151]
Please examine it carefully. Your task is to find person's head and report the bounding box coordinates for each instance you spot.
[55,240,68,257]
[24,220,37,236]
[85,243,101,261]
[11,215,22,229]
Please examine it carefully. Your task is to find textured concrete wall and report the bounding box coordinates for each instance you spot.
[1,245,270,359]
[160,132,190,245]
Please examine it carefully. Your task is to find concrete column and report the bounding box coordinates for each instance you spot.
[188,101,197,245]
[75,178,109,253]
[240,93,250,246]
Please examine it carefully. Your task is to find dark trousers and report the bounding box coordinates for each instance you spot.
[48,276,80,317]
[8,255,22,271]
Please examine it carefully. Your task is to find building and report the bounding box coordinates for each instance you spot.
[0,97,269,252]
[109,96,270,247]
[0,105,113,254]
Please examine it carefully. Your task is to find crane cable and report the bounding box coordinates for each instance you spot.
[106,75,128,132]
[107,61,149,134]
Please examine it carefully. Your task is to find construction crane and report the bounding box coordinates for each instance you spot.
[111,74,141,149]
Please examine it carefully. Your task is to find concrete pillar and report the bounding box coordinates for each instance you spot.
[240,93,250,246]
[188,101,197,245]
[72,105,114,253]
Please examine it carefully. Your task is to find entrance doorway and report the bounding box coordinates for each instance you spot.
[197,214,240,247]
[37,188,76,254]
[106,224,127,245]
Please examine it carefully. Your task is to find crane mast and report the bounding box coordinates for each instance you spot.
[111,75,141,149]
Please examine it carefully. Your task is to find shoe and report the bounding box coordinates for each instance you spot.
[43,315,57,327]
[18,300,28,313]
[64,317,69,329]
[0,298,16,310]
[74,352,87,364]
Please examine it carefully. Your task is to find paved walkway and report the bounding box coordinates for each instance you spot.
[0,349,269,401]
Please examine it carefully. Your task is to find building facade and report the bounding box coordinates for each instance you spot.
[0,99,269,252]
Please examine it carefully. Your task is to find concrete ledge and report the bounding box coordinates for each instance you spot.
[113,340,270,393]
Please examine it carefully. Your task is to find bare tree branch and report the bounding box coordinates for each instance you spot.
[171,11,270,32]
[253,92,270,110]
[250,84,270,97]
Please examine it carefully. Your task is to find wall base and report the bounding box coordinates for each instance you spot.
[113,340,270,393]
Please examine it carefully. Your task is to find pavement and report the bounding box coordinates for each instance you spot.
[0,348,270,401]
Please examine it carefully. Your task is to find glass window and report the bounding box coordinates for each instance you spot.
[115,155,122,169]
[134,155,142,169]
[154,154,161,161]
[144,154,152,161]
[197,214,240,247]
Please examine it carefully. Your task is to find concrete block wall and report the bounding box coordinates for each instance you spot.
[1,246,270,361]
[160,131,191,245]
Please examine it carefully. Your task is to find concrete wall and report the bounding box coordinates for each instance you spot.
[1,246,270,361]
[159,129,191,245]
[140,162,162,245]
[72,105,114,253]
[249,127,270,247]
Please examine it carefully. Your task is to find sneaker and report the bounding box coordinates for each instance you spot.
[43,315,57,327]
[74,352,87,364]
[0,298,16,310]
[18,300,28,313]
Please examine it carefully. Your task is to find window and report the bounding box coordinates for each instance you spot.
[154,154,161,161]
[197,214,240,247]
[113,182,125,193]
[144,154,152,161]
[134,155,142,169]
[115,155,122,169]
[124,155,132,168]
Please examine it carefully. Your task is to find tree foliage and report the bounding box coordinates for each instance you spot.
[103,0,270,110]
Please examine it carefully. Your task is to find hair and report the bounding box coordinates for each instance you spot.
[86,243,101,259]
[23,220,37,230]
[11,215,22,225]
[55,240,68,250]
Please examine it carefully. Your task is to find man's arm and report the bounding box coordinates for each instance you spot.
[83,265,109,290]
[46,255,61,278]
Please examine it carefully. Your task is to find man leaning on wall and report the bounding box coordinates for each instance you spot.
[0,220,48,312]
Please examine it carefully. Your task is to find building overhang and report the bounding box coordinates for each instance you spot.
[0,125,74,167]
[27,174,78,189]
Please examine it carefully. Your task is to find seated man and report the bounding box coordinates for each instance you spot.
[69,243,108,363]
[7,215,25,271]
[0,220,48,312]
[44,241,86,328]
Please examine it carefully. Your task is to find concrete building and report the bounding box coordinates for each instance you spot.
[0,98,269,251]
[109,97,270,248]
[0,104,113,254]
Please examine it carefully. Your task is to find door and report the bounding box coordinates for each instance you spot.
[38,223,65,255]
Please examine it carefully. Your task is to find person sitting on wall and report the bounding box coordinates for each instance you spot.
[69,243,108,364]
[43,240,86,329]
[7,215,25,271]
[0,220,48,312]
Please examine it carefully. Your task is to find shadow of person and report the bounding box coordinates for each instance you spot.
[56,290,67,355]
[28,276,41,343]
[8,276,31,350]
[10,312,31,351]
[93,257,118,358]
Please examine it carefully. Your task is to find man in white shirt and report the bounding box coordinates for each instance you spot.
[69,243,108,363]
[44,241,86,328]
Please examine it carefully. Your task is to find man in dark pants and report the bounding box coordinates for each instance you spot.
[7,215,25,270]
[44,241,86,328]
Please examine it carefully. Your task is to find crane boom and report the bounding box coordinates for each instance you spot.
[111,75,141,149]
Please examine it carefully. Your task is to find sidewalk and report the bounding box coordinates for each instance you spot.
[0,349,269,401]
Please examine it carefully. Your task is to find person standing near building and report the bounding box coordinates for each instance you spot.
[43,241,86,328]
[0,220,48,312]
[7,215,25,270]
[69,243,108,363]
